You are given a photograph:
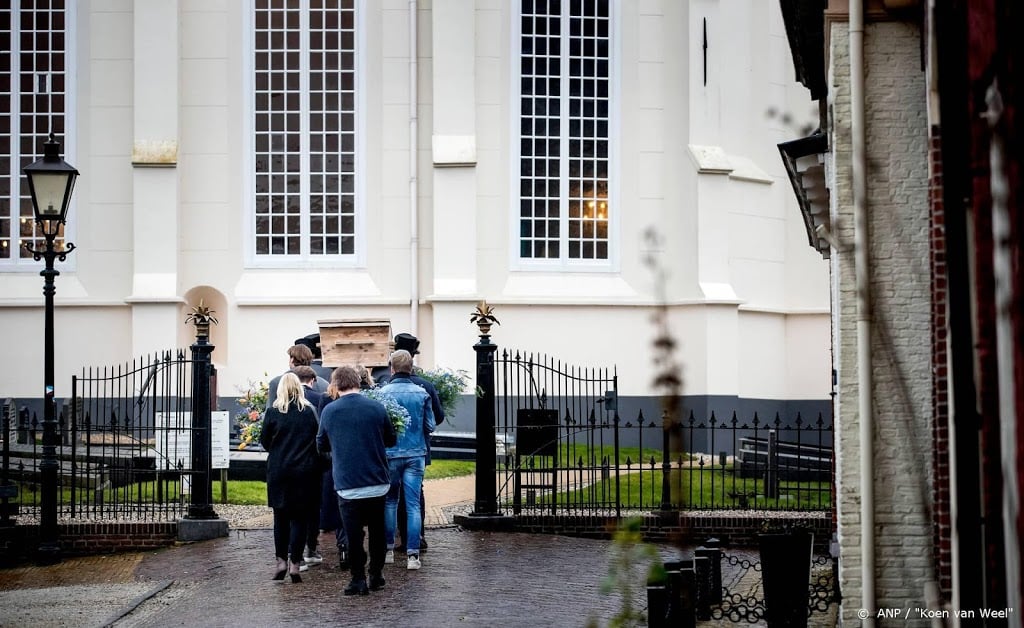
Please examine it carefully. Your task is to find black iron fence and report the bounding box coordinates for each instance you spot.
[492,350,833,515]
[647,544,840,626]
[1,350,200,523]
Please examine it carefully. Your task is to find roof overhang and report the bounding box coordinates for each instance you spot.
[779,132,831,259]
[779,0,828,100]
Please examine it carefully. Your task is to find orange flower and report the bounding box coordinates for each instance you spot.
[249,410,260,421]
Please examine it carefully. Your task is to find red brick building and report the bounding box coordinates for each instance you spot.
[780,0,1022,620]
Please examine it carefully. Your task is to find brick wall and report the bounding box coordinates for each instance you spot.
[928,125,953,597]
[828,19,934,622]
[456,512,832,551]
[0,522,178,564]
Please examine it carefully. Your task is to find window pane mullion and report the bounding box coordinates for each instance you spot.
[560,5,570,264]
[299,2,310,258]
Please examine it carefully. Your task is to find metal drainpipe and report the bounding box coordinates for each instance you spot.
[850,0,877,621]
[409,0,420,337]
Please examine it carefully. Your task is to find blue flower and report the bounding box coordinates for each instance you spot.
[361,388,412,435]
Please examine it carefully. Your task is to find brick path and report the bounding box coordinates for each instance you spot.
[0,475,679,628]
[0,475,834,627]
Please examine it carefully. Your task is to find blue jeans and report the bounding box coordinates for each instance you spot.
[385,456,425,554]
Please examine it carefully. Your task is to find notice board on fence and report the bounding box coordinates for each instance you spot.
[515,409,559,458]
[155,410,231,472]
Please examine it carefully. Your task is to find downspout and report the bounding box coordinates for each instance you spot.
[409,0,419,337]
[850,0,877,621]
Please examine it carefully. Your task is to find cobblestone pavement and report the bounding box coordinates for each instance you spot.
[0,527,689,628]
[0,475,681,628]
[0,474,835,627]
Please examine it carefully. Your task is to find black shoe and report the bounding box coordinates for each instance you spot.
[369,575,386,591]
[344,579,369,596]
[420,536,428,550]
[338,550,350,570]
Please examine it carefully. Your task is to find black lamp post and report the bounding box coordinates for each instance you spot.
[24,133,79,564]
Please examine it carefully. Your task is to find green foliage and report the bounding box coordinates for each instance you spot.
[414,367,472,421]
[236,376,269,449]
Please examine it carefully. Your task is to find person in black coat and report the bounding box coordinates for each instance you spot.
[293,365,329,569]
[260,372,320,583]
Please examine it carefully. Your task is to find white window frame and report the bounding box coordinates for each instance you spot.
[509,0,620,273]
[0,0,77,272]
[242,0,366,269]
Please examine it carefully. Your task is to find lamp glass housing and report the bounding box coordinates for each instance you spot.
[24,134,79,237]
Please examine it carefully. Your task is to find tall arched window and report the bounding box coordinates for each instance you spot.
[250,0,359,265]
[0,0,73,267]
[517,0,614,267]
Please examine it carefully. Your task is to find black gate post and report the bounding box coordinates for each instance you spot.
[471,303,499,516]
[1,400,16,527]
[186,322,216,520]
[765,429,779,500]
[660,410,673,510]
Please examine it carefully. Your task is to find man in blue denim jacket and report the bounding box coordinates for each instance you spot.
[380,349,436,570]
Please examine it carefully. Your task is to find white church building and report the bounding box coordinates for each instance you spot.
[0,0,829,423]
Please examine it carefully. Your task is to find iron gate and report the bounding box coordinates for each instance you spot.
[1,350,201,523]
[493,349,620,516]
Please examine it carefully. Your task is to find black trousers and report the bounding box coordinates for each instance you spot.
[338,495,387,581]
[272,507,307,564]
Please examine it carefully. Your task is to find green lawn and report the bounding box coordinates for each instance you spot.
[540,468,831,510]
[215,459,476,505]
[426,459,475,479]
[13,459,477,508]
[509,444,672,470]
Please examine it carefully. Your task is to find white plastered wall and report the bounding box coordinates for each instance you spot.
[0,0,830,407]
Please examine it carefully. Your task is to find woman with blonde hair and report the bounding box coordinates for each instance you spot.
[260,372,319,582]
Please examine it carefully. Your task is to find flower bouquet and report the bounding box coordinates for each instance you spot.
[415,367,472,423]
[236,377,269,450]
[362,388,412,436]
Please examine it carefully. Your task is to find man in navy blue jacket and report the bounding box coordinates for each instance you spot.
[317,366,397,596]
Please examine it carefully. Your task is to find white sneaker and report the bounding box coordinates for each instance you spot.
[407,554,421,570]
[384,549,394,564]
[299,561,309,573]
[303,549,323,565]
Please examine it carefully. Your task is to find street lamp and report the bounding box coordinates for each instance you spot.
[24,133,79,564]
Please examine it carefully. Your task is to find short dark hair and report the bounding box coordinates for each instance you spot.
[291,365,316,383]
[330,365,361,392]
[287,344,314,366]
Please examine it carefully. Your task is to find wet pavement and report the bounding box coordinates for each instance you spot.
[0,472,830,627]
[0,526,688,628]
[0,475,697,627]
